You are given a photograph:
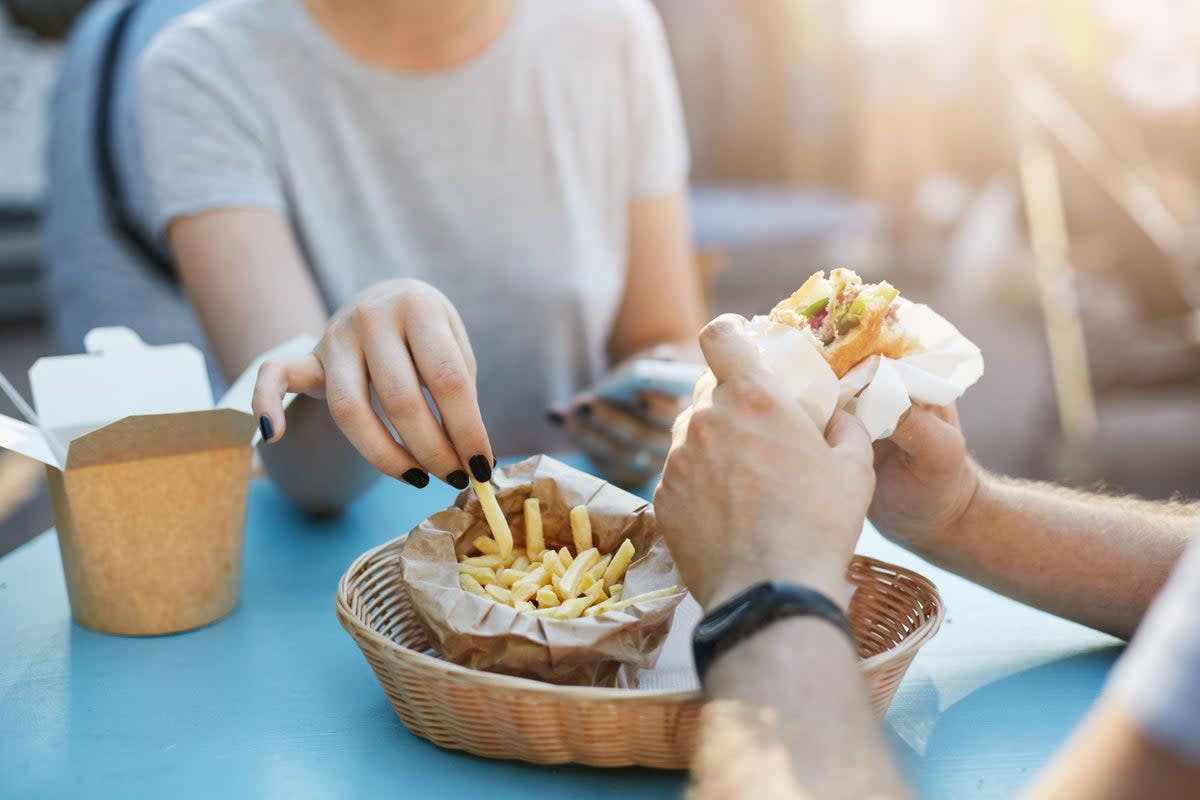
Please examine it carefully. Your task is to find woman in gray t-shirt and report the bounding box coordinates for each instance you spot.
[136,0,704,508]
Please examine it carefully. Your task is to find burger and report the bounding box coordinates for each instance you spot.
[768,268,916,378]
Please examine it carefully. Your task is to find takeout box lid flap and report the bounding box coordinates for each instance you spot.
[64,408,256,470]
[28,327,214,441]
[0,413,59,467]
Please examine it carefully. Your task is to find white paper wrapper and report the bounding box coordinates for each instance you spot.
[695,299,984,440]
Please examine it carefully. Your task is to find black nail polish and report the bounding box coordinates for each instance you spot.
[546,410,565,426]
[469,454,492,483]
[446,470,469,490]
[576,403,593,417]
[259,415,274,441]
[637,397,652,412]
[402,469,430,488]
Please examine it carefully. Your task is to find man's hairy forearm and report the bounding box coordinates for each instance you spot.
[932,471,1197,640]
[692,618,910,800]
[257,395,379,514]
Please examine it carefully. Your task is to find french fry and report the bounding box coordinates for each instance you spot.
[600,585,679,612]
[527,608,560,618]
[502,547,524,568]
[459,574,489,597]
[460,554,503,569]
[499,568,527,587]
[536,586,560,608]
[459,564,498,585]
[558,547,573,567]
[510,565,547,602]
[569,505,592,553]
[472,478,514,559]
[552,596,592,620]
[587,554,612,581]
[514,599,535,613]
[545,550,566,577]
[583,580,607,603]
[523,498,544,559]
[608,584,623,601]
[558,547,599,599]
[472,536,500,556]
[511,553,531,572]
[580,573,595,593]
[485,584,513,604]
[602,539,635,586]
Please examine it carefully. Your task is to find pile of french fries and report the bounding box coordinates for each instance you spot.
[459,479,677,619]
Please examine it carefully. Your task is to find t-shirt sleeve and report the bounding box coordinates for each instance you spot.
[621,0,689,199]
[1106,530,1200,765]
[134,25,285,237]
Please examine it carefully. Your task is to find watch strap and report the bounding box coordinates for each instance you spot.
[692,581,854,685]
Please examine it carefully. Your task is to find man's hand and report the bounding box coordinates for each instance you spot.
[653,315,875,611]
[869,403,981,557]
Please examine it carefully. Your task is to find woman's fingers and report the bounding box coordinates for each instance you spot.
[320,344,427,487]
[405,307,493,481]
[559,399,670,487]
[362,324,465,487]
[632,389,686,428]
[252,352,325,442]
[443,306,478,377]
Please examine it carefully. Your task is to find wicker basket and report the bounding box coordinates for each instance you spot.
[336,538,944,769]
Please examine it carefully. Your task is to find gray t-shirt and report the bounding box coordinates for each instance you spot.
[135,0,687,455]
[1107,531,1200,765]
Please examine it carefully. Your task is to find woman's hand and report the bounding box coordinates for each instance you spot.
[654,315,876,611]
[252,279,494,489]
[549,388,682,490]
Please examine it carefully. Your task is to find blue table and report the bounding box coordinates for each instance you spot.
[0,458,1121,799]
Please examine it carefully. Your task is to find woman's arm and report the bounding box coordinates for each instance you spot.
[169,208,379,513]
[607,190,705,362]
[168,209,326,375]
[557,190,706,487]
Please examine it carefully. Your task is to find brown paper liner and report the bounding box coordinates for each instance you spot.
[400,455,685,687]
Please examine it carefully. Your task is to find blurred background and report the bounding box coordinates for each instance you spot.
[2,0,1199,556]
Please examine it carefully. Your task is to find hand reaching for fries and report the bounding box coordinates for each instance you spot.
[653,315,876,612]
[251,279,495,490]
[462,485,676,619]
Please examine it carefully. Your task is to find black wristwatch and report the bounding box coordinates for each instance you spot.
[692,581,854,684]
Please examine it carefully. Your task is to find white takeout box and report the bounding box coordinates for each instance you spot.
[0,327,313,636]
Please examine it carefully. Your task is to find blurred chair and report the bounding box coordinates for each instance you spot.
[655,1,890,316]
[39,0,221,387]
[1011,57,1200,498]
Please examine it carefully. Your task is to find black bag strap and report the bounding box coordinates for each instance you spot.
[94,0,178,285]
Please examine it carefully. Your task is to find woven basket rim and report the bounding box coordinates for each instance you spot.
[336,537,944,702]
[855,555,946,670]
